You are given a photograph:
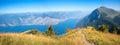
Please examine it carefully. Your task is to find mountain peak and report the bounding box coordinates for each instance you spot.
[99,6,107,8]
[95,6,119,18]
[97,6,110,11]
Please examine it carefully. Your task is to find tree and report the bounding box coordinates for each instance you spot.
[45,25,56,36]
[98,24,109,33]
[112,28,117,34]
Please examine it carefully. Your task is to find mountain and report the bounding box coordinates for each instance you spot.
[0,11,85,26]
[76,7,120,34]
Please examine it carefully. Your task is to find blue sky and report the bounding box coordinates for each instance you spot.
[0,0,120,13]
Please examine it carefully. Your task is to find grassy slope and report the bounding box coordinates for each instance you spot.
[58,29,86,45]
[82,26,120,45]
[0,27,120,45]
[0,33,56,45]
[0,30,86,45]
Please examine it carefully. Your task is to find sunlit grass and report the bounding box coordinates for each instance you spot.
[82,26,120,45]
[0,27,120,45]
[0,33,56,45]
[58,29,86,45]
[0,30,86,45]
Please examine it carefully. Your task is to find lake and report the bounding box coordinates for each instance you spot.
[0,19,79,35]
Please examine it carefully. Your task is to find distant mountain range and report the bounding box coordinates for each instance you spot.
[76,7,120,34]
[0,11,88,35]
[0,11,87,26]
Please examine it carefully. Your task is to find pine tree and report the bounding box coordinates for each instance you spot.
[45,25,56,36]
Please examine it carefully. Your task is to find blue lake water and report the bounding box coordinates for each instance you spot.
[0,19,79,35]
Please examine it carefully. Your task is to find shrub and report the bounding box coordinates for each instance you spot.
[23,29,39,35]
[66,28,71,33]
[98,24,109,33]
[112,28,117,34]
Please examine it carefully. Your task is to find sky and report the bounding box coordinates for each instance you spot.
[0,0,120,13]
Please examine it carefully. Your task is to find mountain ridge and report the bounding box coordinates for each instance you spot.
[0,11,86,26]
[76,7,120,34]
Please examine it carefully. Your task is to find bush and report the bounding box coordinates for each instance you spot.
[112,28,117,34]
[66,28,71,33]
[23,29,39,35]
[98,24,109,33]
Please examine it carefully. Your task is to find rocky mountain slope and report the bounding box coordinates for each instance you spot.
[76,7,120,34]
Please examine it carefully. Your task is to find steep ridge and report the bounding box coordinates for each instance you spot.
[76,7,120,34]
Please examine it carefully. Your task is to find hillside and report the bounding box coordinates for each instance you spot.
[0,27,120,45]
[0,30,86,45]
[82,26,120,45]
[76,7,120,34]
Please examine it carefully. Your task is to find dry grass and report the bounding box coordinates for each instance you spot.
[0,30,86,45]
[0,27,120,45]
[0,33,56,45]
[82,26,120,45]
[58,29,86,45]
